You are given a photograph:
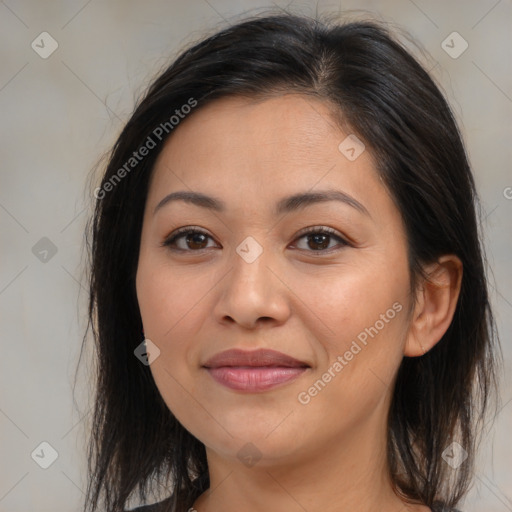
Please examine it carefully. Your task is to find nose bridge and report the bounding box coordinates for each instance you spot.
[230,234,272,299]
[214,234,289,327]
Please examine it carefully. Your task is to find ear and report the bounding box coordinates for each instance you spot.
[404,255,463,357]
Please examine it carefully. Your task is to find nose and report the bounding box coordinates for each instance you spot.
[212,241,291,330]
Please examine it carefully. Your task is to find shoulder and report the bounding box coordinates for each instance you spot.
[125,505,161,512]
[431,504,464,512]
[125,496,173,512]
[127,498,463,512]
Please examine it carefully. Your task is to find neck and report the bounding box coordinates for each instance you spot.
[191,408,427,512]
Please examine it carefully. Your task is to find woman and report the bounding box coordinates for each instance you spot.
[82,12,500,512]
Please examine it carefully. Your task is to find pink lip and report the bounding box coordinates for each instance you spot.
[203,349,310,392]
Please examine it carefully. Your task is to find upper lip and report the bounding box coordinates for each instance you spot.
[203,349,309,368]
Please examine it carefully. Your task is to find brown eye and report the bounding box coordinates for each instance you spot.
[305,233,330,250]
[184,232,209,250]
[162,228,216,251]
[293,227,349,254]
[162,225,349,255]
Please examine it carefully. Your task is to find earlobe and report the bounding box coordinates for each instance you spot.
[404,255,463,357]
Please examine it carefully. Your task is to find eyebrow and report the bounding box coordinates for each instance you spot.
[153,189,371,218]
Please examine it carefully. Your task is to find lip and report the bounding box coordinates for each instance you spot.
[203,349,310,392]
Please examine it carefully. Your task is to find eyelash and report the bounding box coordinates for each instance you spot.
[161,225,350,255]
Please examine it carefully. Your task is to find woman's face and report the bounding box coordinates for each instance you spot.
[136,93,414,465]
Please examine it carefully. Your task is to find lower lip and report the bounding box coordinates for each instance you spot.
[205,366,308,392]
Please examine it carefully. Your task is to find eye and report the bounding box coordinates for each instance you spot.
[161,225,350,254]
[161,227,217,252]
[292,226,349,254]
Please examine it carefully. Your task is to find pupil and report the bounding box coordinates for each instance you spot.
[309,234,329,250]
[187,233,206,249]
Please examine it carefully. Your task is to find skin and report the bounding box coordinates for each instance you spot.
[135,94,462,512]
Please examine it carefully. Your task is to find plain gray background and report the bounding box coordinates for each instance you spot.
[0,1,510,511]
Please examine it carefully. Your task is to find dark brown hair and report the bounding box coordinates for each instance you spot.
[81,11,500,512]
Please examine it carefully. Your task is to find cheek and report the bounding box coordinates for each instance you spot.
[293,271,408,431]
[292,259,411,410]
[136,259,210,432]
[136,263,196,407]
[136,256,218,397]
[136,257,214,345]
[289,260,409,348]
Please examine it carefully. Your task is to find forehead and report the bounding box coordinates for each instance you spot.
[153,94,349,176]
[147,93,389,222]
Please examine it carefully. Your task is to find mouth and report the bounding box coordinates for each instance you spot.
[202,348,310,392]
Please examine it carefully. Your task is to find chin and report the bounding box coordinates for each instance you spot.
[194,412,310,464]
